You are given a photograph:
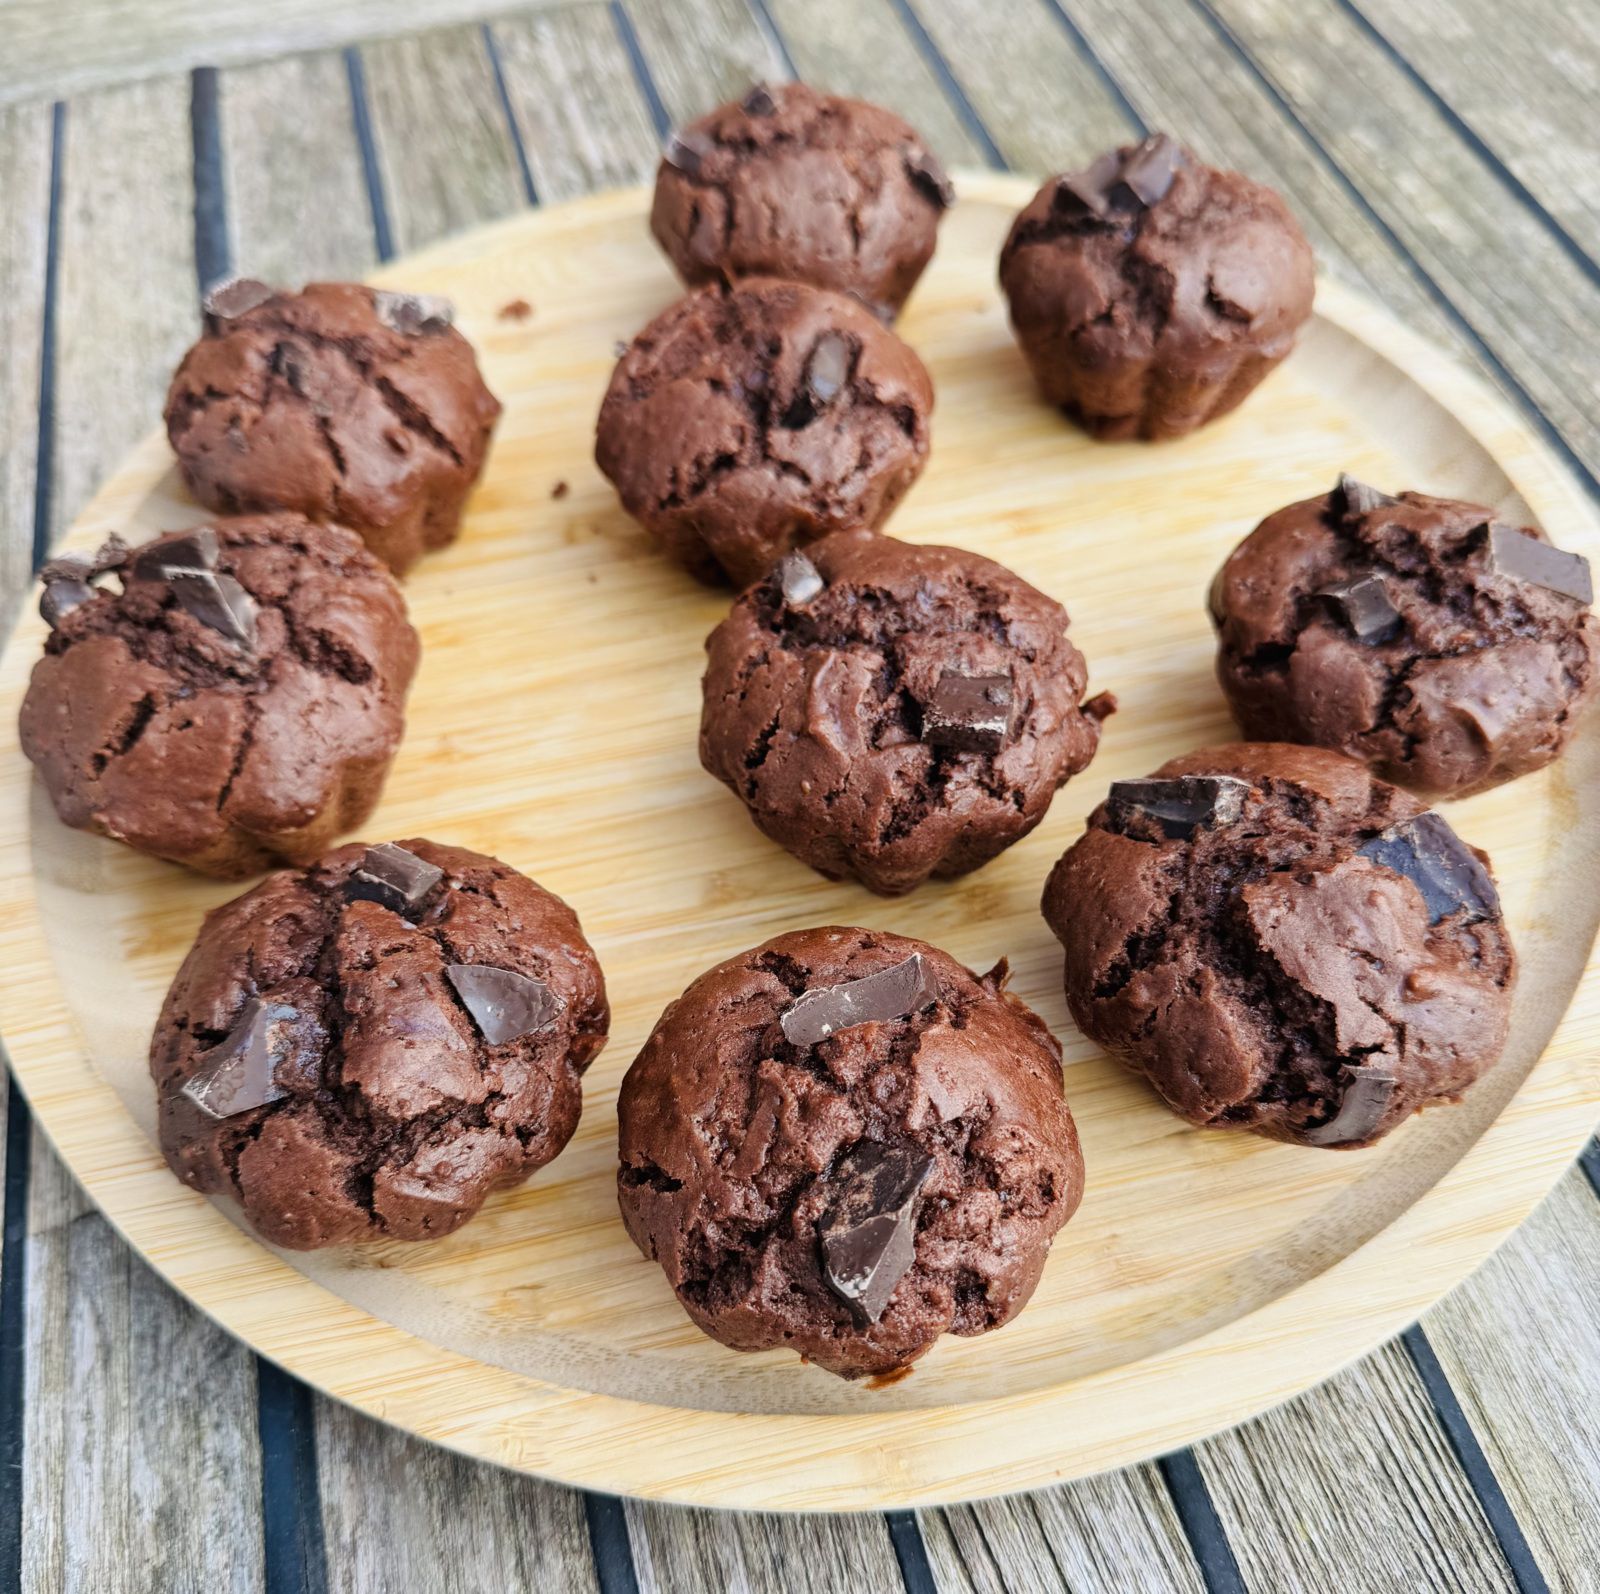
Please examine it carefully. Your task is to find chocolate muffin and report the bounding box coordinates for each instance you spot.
[999,133,1314,440]
[20,517,418,877]
[164,279,501,575]
[595,278,933,586]
[651,81,954,319]
[1211,476,1600,797]
[1041,743,1514,1149]
[151,839,609,1248]
[617,926,1083,1378]
[700,532,1113,895]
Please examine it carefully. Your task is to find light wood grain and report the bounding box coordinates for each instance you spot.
[2,179,1598,1510]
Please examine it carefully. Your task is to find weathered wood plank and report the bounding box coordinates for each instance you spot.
[0,105,52,633]
[489,4,661,202]
[922,1466,1205,1594]
[1424,1169,1600,1591]
[625,0,782,121]
[220,51,378,284]
[361,25,529,251]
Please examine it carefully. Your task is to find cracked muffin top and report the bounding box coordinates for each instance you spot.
[595,277,933,586]
[1042,742,1514,1149]
[999,134,1314,440]
[700,531,1113,895]
[650,81,954,319]
[164,279,501,575]
[1210,476,1600,796]
[19,517,418,877]
[617,925,1083,1378]
[152,839,609,1249]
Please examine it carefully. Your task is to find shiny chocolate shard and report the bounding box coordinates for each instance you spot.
[445,964,565,1046]
[920,672,1014,754]
[373,290,455,335]
[1114,132,1185,207]
[181,998,310,1119]
[741,82,778,117]
[203,276,275,328]
[905,148,955,209]
[1105,775,1252,840]
[1334,473,1398,517]
[1052,149,1122,218]
[39,575,95,629]
[818,1140,934,1321]
[1485,521,1593,605]
[344,843,446,918]
[167,568,258,648]
[1356,812,1498,924]
[132,525,220,581]
[1304,1064,1397,1147]
[776,550,824,608]
[1317,572,1402,643]
[779,953,938,1048]
[662,130,715,180]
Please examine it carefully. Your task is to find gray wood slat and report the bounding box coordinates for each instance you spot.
[625,0,784,122]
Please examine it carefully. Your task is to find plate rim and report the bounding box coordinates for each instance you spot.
[1,174,1597,1511]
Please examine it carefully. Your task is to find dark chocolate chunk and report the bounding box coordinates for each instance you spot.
[1052,150,1121,219]
[181,998,309,1119]
[741,82,777,116]
[1115,132,1184,207]
[905,148,955,209]
[780,953,938,1048]
[663,130,715,180]
[372,290,455,335]
[1317,572,1402,643]
[1485,521,1593,605]
[776,550,825,607]
[1304,1064,1397,1147]
[445,964,565,1045]
[805,332,851,407]
[344,842,446,918]
[817,1140,934,1322]
[920,672,1014,753]
[133,525,220,581]
[40,576,95,629]
[202,276,274,328]
[1105,776,1252,839]
[1334,473,1398,517]
[167,568,258,648]
[1357,812,1498,924]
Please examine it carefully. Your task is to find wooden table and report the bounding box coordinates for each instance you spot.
[1,1,1597,1588]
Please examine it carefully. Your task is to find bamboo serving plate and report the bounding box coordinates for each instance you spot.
[2,175,1597,1511]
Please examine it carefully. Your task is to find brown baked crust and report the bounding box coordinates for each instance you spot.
[1041,743,1515,1148]
[1210,484,1600,796]
[700,531,1111,894]
[19,516,419,877]
[999,138,1314,440]
[151,839,609,1249]
[164,282,501,575]
[650,82,952,319]
[616,926,1083,1378]
[595,277,933,586]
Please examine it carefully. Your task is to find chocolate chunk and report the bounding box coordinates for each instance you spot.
[445,964,565,1045]
[817,1140,934,1321]
[1357,812,1498,924]
[167,569,258,648]
[39,576,95,629]
[1105,776,1252,839]
[780,953,938,1048]
[133,525,220,581]
[372,290,455,335]
[1304,1064,1397,1147]
[1052,150,1122,219]
[1485,521,1593,605]
[181,998,309,1119]
[905,148,955,209]
[920,672,1014,753]
[1317,572,1402,643]
[202,276,274,328]
[805,332,851,407]
[776,550,824,607]
[663,130,715,180]
[1334,473,1398,517]
[1115,133,1184,207]
[344,842,445,918]
[741,82,777,116]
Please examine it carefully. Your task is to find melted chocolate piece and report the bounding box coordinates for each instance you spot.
[920,672,1014,753]
[776,550,824,608]
[167,568,258,648]
[344,843,446,917]
[1334,473,1398,517]
[1317,572,1402,643]
[1304,1064,1397,1147]
[372,290,455,335]
[132,525,220,581]
[1356,812,1498,924]
[817,1140,934,1322]
[1052,150,1123,219]
[1115,132,1184,207]
[202,276,275,328]
[1485,521,1593,605]
[663,130,715,180]
[445,964,565,1045]
[779,953,938,1048]
[1105,776,1252,839]
[741,82,777,116]
[905,148,955,209]
[39,576,95,629]
[181,998,308,1119]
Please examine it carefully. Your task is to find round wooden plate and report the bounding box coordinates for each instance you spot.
[2,175,1598,1511]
